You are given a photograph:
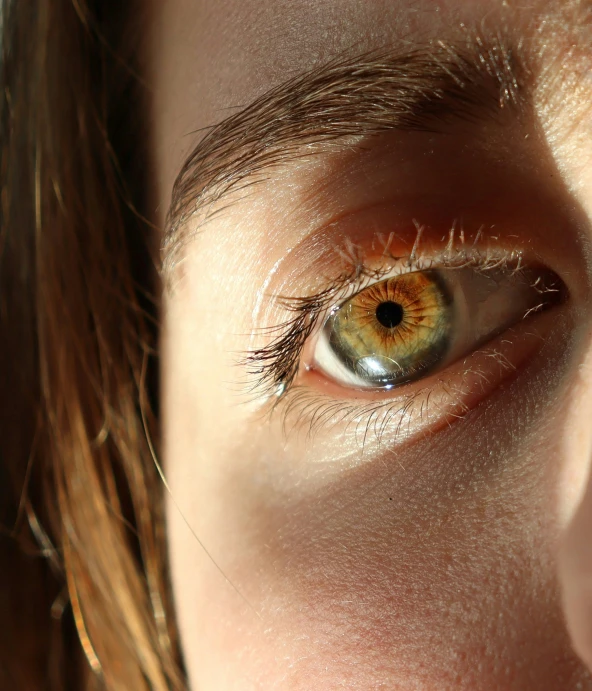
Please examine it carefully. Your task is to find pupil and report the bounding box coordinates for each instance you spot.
[375,301,404,329]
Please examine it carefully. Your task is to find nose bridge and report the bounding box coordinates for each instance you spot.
[557,331,592,529]
[558,329,592,673]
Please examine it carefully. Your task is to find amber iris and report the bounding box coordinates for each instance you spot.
[323,271,453,386]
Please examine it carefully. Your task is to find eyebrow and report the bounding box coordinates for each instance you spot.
[162,29,532,275]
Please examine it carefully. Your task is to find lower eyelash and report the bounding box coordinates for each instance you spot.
[271,341,521,447]
[279,385,426,446]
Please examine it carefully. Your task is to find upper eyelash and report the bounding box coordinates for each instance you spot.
[241,238,523,401]
[242,271,372,398]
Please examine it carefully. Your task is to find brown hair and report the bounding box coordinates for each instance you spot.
[0,1,184,688]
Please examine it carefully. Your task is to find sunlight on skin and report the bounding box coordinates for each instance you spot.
[151,1,592,689]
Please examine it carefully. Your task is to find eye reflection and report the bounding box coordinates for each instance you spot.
[319,271,453,388]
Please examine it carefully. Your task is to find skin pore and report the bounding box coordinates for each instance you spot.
[151,1,592,689]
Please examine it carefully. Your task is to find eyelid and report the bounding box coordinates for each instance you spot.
[266,166,586,309]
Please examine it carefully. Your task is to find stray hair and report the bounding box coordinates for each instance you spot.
[0,1,185,689]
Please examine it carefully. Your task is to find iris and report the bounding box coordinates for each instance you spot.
[324,271,453,387]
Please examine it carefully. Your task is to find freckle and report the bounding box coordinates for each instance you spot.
[389,497,392,501]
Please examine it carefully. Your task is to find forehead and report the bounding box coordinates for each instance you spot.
[151,0,585,197]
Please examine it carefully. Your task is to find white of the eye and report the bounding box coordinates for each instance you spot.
[312,328,380,389]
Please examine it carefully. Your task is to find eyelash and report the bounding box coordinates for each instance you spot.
[242,238,525,404]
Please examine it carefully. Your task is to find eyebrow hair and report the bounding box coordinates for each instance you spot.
[162,29,531,275]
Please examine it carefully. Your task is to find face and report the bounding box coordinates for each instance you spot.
[150,1,592,688]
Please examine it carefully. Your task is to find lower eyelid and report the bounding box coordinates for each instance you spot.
[282,305,567,445]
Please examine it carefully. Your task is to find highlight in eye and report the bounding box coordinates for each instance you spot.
[315,271,453,388]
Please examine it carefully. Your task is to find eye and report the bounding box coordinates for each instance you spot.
[310,265,563,391]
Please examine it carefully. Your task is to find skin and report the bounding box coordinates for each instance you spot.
[151,1,592,688]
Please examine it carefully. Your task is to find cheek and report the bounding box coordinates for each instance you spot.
[165,320,590,690]
[213,443,559,686]
[162,202,592,689]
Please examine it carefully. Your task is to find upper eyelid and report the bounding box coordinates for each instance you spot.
[275,242,525,324]
[162,33,532,278]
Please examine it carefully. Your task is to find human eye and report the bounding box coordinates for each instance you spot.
[244,227,569,444]
[310,262,562,391]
